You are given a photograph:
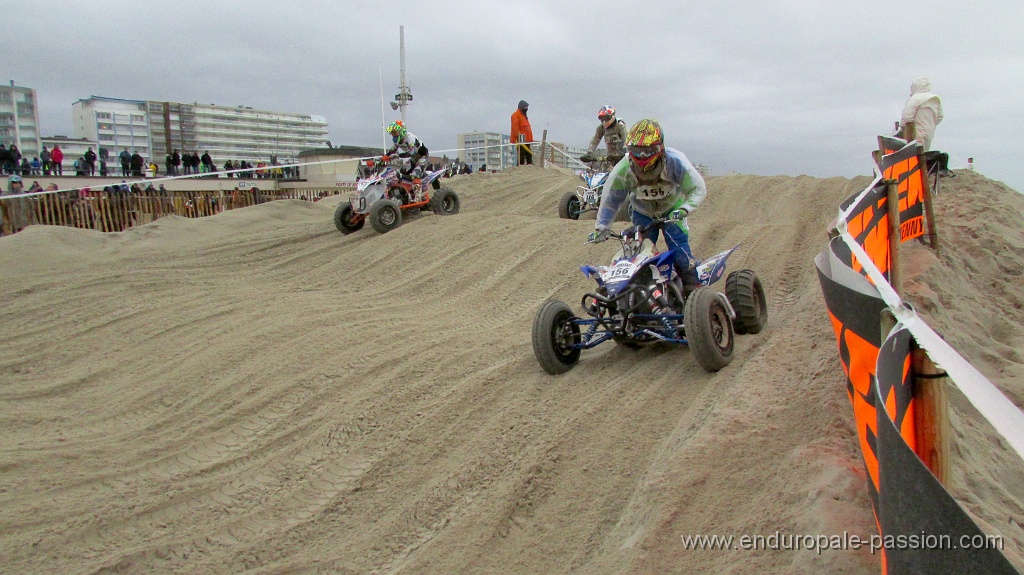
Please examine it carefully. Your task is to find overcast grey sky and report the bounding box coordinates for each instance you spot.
[5,1,1023,191]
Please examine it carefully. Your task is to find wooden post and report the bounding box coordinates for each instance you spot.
[904,121,916,143]
[1,200,11,235]
[917,153,940,256]
[99,195,112,232]
[539,129,548,167]
[885,179,902,297]
[911,345,950,485]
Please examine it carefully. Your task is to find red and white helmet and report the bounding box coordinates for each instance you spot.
[597,105,616,126]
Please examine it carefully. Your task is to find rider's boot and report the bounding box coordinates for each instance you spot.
[682,267,699,301]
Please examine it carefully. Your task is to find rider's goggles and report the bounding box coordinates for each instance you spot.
[628,145,662,170]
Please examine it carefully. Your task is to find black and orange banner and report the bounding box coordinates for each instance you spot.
[875,326,1018,574]
[816,243,887,518]
[837,181,892,283]
[820,160,1022,573]
[877,137,926,242]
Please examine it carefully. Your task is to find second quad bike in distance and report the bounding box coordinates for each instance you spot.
[559,162,609,220]
[532,211,768,375]
[559,156,630,222]
[334,159,460,235]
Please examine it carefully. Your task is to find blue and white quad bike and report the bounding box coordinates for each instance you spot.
[559,156,631,221]
[559,167,609,220]
[334,160,459,235]
[532,213,768,374]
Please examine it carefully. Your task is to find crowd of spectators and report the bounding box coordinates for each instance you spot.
[0,143,298,180]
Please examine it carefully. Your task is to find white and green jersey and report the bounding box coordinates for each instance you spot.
[595,147,707,231]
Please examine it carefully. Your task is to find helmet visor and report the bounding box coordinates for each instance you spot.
[628,145,662,171]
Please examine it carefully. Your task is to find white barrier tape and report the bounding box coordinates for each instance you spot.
[834,180,1024,463]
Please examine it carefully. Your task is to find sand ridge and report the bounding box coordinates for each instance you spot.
[1,166,1021,574]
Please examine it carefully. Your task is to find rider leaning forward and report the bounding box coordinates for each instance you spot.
[382,120,430,182]
[588,118,707,295]
[580,105,627,168]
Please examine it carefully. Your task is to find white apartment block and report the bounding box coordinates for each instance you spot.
[74,96,329,167]
[72,97,152,160]
[0,82,43,159]
[457,132,517,171]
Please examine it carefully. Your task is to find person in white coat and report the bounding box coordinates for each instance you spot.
[899,77,943,152]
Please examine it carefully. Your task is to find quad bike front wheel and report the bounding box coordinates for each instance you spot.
[334,203,365,234]
[532,300,581,374]
[684,287,735,372]
[725,269,768,335]
[369,199,403,234]
[558,190,582,220]
[431,187,461,215]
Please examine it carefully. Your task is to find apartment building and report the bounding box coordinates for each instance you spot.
[456,131,517,171]
[0,82,42,159]
[72,97,152,160]
[544,142,588,169]
[74,96,329,166]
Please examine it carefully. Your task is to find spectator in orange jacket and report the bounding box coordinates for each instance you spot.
[510,100,533,165]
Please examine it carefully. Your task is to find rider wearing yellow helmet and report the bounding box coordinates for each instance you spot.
[588,119,707,294]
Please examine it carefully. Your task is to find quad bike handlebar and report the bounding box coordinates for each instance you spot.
[585,209,690,245]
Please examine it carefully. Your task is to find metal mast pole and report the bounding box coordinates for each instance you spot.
[379,61,387,151]
[393,25,412,123]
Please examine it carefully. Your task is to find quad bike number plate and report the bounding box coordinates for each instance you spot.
[583,188,598,204]
[601,260,639,283]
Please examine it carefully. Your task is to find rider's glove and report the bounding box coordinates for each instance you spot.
[607,154,624,164]
[381,155,391,163]
[588,228,611,243]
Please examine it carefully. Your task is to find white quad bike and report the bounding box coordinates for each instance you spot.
[334,159,460,235]
[559,155,629,221]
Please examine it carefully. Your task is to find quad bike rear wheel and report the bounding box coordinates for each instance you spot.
[725,269,768,334]
[684,287,734,372]
[334,203,365,234]
[431,187,461,215]
[369,199,403,234]
[558,190,582,219]
[532,300,581,374]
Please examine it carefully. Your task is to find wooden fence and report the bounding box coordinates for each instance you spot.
[1,187,345,235]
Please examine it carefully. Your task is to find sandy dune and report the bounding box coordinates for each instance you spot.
[1,166,1021,574]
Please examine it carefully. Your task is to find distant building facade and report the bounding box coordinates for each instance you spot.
[457,132,517,172]
[0,82,42,159]
[73,96,329,167]
[72,97,152,162]
[297,145,384,184]
[544,142,588,169]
